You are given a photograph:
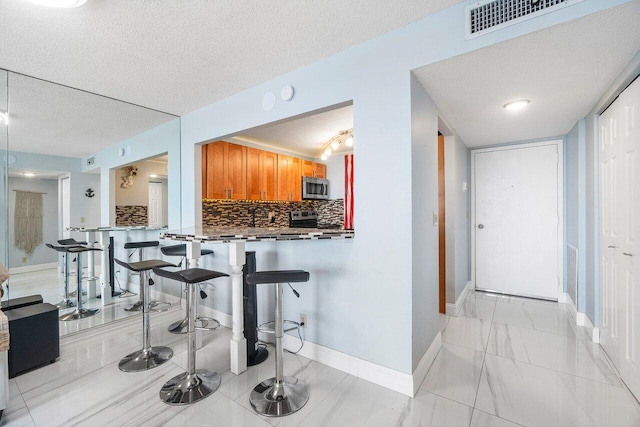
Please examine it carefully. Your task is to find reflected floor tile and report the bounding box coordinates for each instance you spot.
[457,297,496,321]
[493,300,577,337]
[441,316,491,351]
[487,322,619,385]
[294,375,411,427]
[470,409,521,427]
[1,380,34,427]
[420,344,485,407]
[475,354,640,427]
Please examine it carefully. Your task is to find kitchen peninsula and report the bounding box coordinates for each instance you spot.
[159,226,354,375]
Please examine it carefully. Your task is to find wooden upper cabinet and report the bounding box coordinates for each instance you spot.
[302,160,326,179]
[277,154,302,201]
[247,147,278,201]
[202,141,246,199]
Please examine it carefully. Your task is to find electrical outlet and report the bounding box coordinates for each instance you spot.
[299,313,307,328]
[80,216,85,223]
[21,257,27,263]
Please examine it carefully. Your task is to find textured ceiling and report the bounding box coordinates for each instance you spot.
[234,105,353,157]
[413,2,640,148]
[7,73,175,158]
[0,0,462,116]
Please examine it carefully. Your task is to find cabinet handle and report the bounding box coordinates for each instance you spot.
[608,245,619,249]
[623,252,634,257]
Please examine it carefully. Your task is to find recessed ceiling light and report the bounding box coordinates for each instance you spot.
[503,99,530,111]
[23,0,88,8]
[22,172,36,177]
[149,174,158,178]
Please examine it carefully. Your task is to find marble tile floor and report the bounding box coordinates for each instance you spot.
[3,268,180,336]
[2,290,640,426]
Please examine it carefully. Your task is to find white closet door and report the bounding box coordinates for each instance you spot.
[601,77,640,400]
[148,182,162,227]
[473,141,561,300]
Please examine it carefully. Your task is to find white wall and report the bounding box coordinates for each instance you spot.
[178,0,628,378]
[8,177,58,268]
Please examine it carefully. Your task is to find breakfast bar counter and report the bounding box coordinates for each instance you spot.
[159,226,354,375]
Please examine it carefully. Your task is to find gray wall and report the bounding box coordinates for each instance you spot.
[445,134,470,304]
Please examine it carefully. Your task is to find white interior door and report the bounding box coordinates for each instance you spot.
[600,76,640,400]
[148,182,162,227]
[473,141,561,300]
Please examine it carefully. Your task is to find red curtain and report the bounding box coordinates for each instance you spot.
[344,154,354,229]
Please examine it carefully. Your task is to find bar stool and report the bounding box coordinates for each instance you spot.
[153,266,228,405]
[160,244,216,334]
[114,258,175,372]
[123,241,170,312]
[57,238,90,297]
[46,243,81,309]
[58,246,103,321]
[246,270,310,417]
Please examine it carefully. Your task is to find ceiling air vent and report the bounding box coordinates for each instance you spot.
[465,0,584,39]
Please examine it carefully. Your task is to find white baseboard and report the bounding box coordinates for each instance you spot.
[411,331,442,395]
[9,262,58,275]
[446,281,472,316]
[562,292,600,343]
[283,334,414,397]
[282,329,442,398]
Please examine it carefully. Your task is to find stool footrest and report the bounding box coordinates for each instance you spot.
[257,320,301,335]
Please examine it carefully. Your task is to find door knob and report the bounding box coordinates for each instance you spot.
[478,224,484,229]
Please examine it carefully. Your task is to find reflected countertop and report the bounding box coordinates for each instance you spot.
[160,226,355,243]
[68,226,168,232]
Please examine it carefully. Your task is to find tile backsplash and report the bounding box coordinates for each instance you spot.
[202,199,344,228]
[116,205,148,226]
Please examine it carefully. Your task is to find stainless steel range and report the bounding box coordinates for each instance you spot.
[289,210,318,228]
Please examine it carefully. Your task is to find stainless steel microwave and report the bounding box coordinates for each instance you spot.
[302,176,329,200]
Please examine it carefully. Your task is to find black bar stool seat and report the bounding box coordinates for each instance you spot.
[115,259,174,272]
[153,266,228,406]
[160,244,214,257]
[124,241,160,249]
[115,257,176,372]
[59,246,102,321]
[58,238,88,246]
[246,269,310,417]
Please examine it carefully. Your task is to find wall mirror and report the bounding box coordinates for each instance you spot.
[0,70,180,335]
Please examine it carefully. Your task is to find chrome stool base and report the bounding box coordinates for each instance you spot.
[59,307,99,321]
[56,299,76,309]
[159,369,221,405]
[119,346,173,372]
[125,300,171,312]
[168,316,220,334]
[250,377,309,417]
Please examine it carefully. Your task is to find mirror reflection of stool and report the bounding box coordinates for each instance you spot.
[46,243,81,309]
[114,258,175,372]
[160,244,217,334]
[58,246,103,321]
[57,239,90,298]
[123,241,171,312]
[246,270,310,417]
[153,266,228,405]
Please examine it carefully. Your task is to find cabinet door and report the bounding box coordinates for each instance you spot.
[246,147,262,200]
[315,162,327,179]
[277,154,292,201]
[202,145,208,198]
[302,159,315,177]
[206,141,227,199]
[262,150,278,201]
[290,156,302,201]
[227,143,247,199]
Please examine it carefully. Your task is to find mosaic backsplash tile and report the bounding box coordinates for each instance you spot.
[202,199,344,228]
[116,205,148,226]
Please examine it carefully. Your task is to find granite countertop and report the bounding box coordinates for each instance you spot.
[68,226,168,232]
[160,226,355,243]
